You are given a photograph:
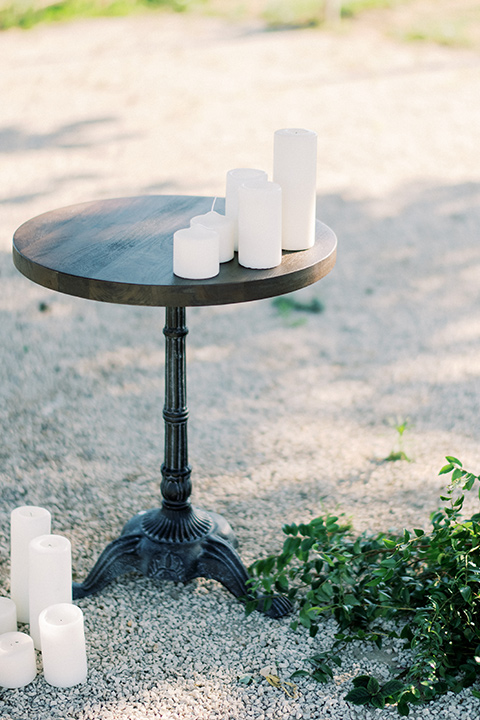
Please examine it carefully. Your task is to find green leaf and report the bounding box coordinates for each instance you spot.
[290,670,311,678]
[445,456,462,466]
[371,694,386,709]
[381,680,405,697]
[397,699,410,716]
[365,576,383,587]
[383,538,397,549]
[352,675,371,688]
[460,586,472,602]
[275,575,289,592]
[345,687,371,705]
[311,669,330,683]
[367,677,380,694]
[413,528,425,537]
[400,624,414,641]
[439,463,454,475]
[471,689,480,699]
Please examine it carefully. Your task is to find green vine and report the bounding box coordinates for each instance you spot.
[246,457,480,715]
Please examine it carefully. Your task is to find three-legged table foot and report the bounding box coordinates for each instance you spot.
[72,506,292,618]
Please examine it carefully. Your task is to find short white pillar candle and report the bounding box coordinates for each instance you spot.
[173,224,219,280]
[10,506,51,623]
[39,603,87,688]
[273,128,318,250]
[225,168,268,250]
[237,180,282,270]
[28,534,72,650]
[0,632,37,689]
[0,597,17,634]
[190,211,234,263]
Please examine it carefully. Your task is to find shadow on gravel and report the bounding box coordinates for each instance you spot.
[0,116,131,154]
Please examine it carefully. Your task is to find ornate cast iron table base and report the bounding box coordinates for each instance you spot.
[71,307,292,618]
[72,506,291,617]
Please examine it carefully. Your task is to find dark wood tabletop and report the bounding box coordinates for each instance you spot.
[12,195,337,307]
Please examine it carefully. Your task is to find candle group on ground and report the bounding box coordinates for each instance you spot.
[173,128,318,278]
[1,505,88,690]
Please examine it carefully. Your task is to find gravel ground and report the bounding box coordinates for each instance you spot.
[1,9,480,719]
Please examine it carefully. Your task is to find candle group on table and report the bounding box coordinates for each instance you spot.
[173,127,318,278]
[0,505,88,690]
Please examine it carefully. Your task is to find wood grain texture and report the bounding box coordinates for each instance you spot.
[13,195,337,307]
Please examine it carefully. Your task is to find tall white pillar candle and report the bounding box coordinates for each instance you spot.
[0,632,37,689]
[0,597,17,634]
[39,603,87,688]
[237,180,282,270]
[190,211,234,263]
[173,225,219,280]
[28,534,72,650]
[273,128,317,250]
[225,168,268,250]
[10,506,51,623]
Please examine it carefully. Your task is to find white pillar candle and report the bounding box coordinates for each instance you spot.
[237,180,282,270]
[225,168,268,250]
[173,224,219,280]
[0,632,37,689]
[0,597,17,634]
[10,506,51,623]
[273,128,318,251]
[190,211,234,263]
[28,535,72,650]
[39,603,87,688]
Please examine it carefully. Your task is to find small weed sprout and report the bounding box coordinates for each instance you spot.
[385,419,412,462]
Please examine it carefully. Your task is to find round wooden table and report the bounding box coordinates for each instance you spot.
[13,195,337,617]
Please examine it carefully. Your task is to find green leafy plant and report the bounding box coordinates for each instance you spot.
[274,296,324,313]
[247,457,480,715]
[272,295,324,326]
